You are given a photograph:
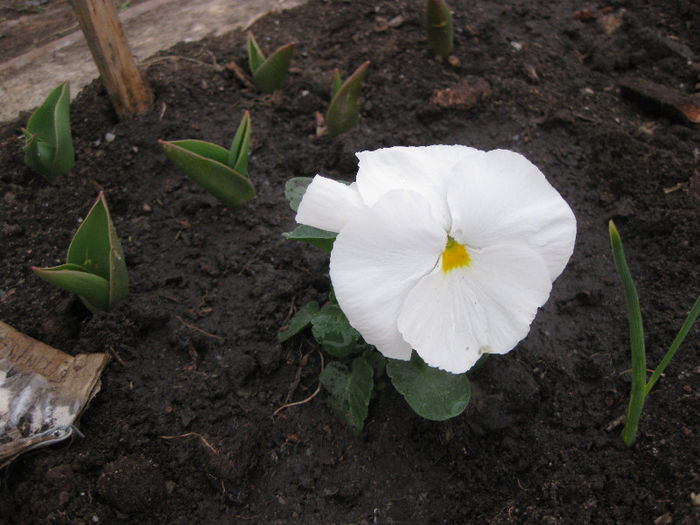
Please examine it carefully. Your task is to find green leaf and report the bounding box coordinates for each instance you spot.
[278,301,320,343]
[426,0,454,57]
[23,81,74,181]
[160,139,256,208]
[319,357,374,435]
[330,69,342,98]
[386,352,471,421]
[284,177,314,212]
[326,61,369,137]
[609,220,647,446]
[53,192,128,311]
[252,41,295,94]
[311,304,364,357]
[247,32,266,73]
[228,111,251,176]
[282,225,336,252]
[32,264,111,312]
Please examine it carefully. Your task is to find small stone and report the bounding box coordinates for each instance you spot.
[432,76,491,111]
[104,132,116,143]
[598,9,625,35]
[142,203,152,213]
[447,56,461,67]
[510,41,523,52]
[523,64,539,83]
[373,17,388,32]
[388,15,404,28]
[581,87,594,96]
[573,8,595,22]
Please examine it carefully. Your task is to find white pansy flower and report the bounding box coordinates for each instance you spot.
[296,145,576,374]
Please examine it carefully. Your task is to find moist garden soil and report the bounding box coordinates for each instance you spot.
[1,1,699,523]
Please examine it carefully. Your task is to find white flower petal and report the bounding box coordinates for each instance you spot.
[355,145,480,231]
[397,242,552,373]
[446,149,576,280]
[295,175,366,233]
[330,189,447,360]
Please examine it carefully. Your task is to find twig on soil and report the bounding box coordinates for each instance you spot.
[224,60,256,90]
[272,350,324,417]
[176,315,223,340]
[605,414,626,432]
[160,432,218,454]
[107,345,127,367]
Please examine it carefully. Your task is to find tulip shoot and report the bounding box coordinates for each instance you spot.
[32,192,128,312]
[326,61,370,137]
[247,32,295,93]
[23,81,75,181]
[426,0,454,57]
[160,111,255,208]
[609,220,700,446]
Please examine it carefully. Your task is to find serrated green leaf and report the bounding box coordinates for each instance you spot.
[160,139,256,208]
[278,301,320,343]
[247,32,266,73]
[32,264,111,312]
[319,357,373,435]
[386,351,470,421]
[426,0,454,57]
[228,111,251,176]
[282,225,336,252]
[284,177,314,212]
[252,41,295,94]
[326,61,369,137]
[23,81,74,181]
[311,304,363,357]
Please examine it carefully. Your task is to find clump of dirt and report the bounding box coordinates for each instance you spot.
[0,1,698,523]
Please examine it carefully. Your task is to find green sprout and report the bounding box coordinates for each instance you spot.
[22,81,75,181]
[159,110,255,208]
[33,192,128,313]
[326,61,370,137]
[247,32,295,94]
[609,220,700,446]
[426,0,454,57]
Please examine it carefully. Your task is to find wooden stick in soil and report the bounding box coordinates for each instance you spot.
[68,0,153,119]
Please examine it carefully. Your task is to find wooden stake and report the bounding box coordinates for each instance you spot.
[68,0,153,119]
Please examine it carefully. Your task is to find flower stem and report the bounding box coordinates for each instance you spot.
[609,221,646,446]
[644,295,700,396]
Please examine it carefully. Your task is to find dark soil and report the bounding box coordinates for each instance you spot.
[1,1,699,523]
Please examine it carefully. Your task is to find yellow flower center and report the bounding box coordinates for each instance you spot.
[441,236,471,273]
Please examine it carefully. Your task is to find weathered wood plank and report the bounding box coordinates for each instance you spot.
[68,0,153,119]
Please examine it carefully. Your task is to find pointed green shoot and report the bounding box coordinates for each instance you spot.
[33,193,128,312]
[228,110,251,176]
[23,81,74,181]
[247,32,295,93]
[326,61,370,137]
[160,126,256,209]
[330,69,342,99]
[609,221,646,446]
[426,0,454,57]
[247,32,266,73]
[610,220,700,446]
